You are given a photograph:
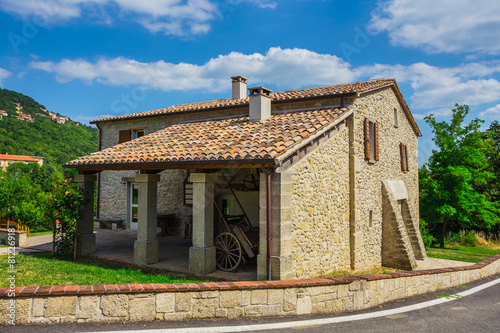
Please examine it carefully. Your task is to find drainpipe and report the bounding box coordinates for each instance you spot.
[260,165,272,280]
[96,123,102,219]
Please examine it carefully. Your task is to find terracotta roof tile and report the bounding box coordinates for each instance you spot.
[67,107,351,169]
[92,79,393,123]
[0,154,42,162]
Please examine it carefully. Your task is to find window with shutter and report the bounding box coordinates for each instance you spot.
[364,118,370,160]
[400,143,409,171]
[119,130,131,144]
[364,118,379,162]
[404,145,409,171]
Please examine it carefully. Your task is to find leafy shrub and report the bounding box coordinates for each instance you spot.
[419,219,437,249]
[446,230,479,247]
[46,179,89,256]
[462,231,478,247]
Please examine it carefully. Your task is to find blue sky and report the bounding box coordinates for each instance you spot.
[0,0,499,165]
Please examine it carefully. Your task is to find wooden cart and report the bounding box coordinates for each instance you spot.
[214,201,259,271]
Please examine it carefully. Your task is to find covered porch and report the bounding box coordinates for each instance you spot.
[72,166,273,280]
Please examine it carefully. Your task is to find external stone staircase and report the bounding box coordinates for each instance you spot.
[381,180,427,271]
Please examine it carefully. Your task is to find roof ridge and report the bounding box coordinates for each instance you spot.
[92,79,395,124]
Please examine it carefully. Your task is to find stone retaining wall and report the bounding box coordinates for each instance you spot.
[1,255,499,325]
[0,228,27,247]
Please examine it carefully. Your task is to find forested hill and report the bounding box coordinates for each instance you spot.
[0,88,48,116]
[0,88,98,176]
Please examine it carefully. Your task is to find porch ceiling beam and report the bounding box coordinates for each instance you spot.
[66,162,277,172]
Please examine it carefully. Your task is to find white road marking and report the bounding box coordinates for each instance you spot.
[385,314,408,319]
[82,277,500,333]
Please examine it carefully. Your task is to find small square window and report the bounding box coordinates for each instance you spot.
[132,129,144,139]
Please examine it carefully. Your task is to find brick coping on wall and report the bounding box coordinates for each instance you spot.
[1,254,499,299]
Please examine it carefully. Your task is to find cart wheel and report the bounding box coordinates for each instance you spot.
[215,232,242,271]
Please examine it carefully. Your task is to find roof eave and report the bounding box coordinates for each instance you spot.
[64,158,278,172]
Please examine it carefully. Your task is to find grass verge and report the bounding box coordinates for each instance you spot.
[27,231,53,237]
[427,246,500,263]
[0,252,208,286]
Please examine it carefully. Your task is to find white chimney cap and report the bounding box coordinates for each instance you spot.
[231,76,248,83]
[248,86,273,96]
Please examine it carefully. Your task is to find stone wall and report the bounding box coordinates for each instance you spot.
[288,124,351,279]
[350,87,420,271]
[1,255,499,325]
[0,229,27,247]
[99,169,186,230]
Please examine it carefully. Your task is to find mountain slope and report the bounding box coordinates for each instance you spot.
[0,89,98,175]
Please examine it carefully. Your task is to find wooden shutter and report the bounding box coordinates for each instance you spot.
[404,145,409,171]
[400,143,405,171]
[119,130,131,144]
[364,118,370,160]
[374,122,379,161]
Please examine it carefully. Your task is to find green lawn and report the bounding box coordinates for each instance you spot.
[427,246,500,263]
[27,231,53,237]
[0,252,208,286]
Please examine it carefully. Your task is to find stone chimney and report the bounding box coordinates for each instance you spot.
[231,76,248,100]
[248,86,273,122]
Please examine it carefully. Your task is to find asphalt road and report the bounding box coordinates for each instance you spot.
[2,274,500,333]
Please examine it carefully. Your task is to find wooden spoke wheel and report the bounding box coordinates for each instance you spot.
[215,232,242,271]
[243,174,259,190]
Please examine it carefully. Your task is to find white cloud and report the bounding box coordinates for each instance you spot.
[0,67,12,85]
[358,61,500,109]
[0,0,275,36]
[413,108,453,120]
[370,0,500,54]
[27,48,500,119]
[0,0,84,21]
[29,47,356,91]
[479,104,500,119]
[254,0,277,9]
[75,114,114,122]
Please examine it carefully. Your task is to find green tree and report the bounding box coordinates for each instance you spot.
[0,169,50,232]
[484,121,500,204]
[420,104,500,248]
[0,171,14,221]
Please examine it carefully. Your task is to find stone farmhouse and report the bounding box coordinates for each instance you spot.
[67,77,426,280]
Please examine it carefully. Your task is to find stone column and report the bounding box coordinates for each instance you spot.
[74,174,97,257]
[257,172,293,280]
[134,173,160,266]
[189,173,217,276]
